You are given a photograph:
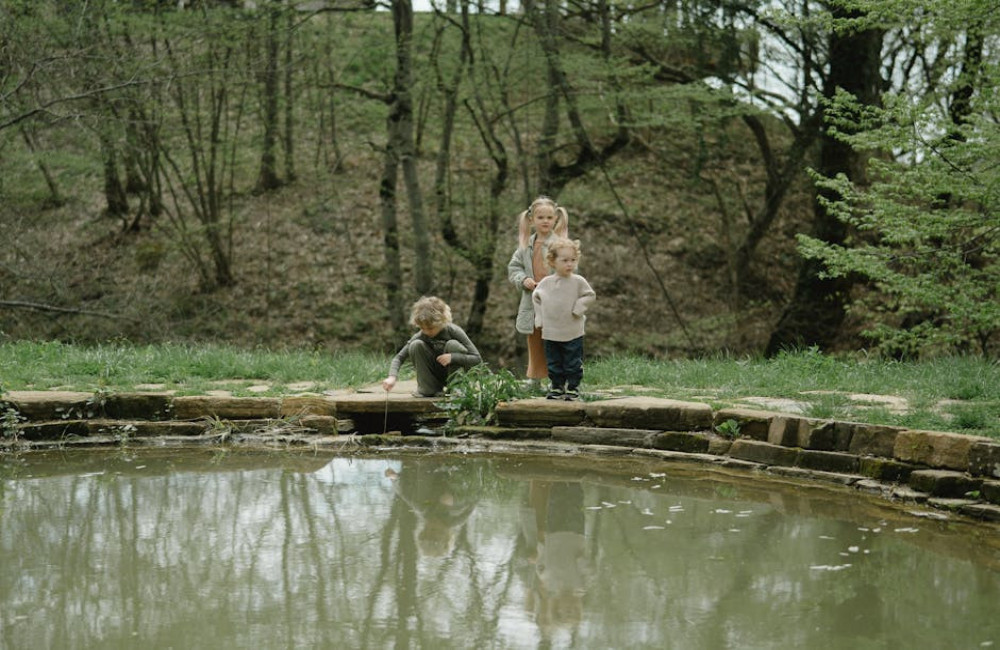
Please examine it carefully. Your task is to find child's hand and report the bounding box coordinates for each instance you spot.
[382,376,397,392]
[523,278,537,291]
[436,353,452,367]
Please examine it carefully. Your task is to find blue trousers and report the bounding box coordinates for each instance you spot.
[543,336,584,391]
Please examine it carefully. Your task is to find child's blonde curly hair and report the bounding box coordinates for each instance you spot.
[545,237,582,268]
[409,296,453,329]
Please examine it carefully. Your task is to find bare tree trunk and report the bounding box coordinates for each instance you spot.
[256,0,282,192]
[98,128,130,219]
[432,0,507,336]
[392,0,433,296]
[282,0,296,183]
[18,126,63,208]
[524,0,628,197]
[766,11,883,355]
[525,0,560,194]
[380,142,406,342]
[732,112,821,291]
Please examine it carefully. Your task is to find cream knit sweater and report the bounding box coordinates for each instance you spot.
[532,273,596,342]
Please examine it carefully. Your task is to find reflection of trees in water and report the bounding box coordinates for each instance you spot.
[2,452,1000,649]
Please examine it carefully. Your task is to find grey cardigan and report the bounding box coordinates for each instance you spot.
[506,233,558,335]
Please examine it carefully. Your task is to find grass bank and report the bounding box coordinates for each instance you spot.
[1,341,997,439]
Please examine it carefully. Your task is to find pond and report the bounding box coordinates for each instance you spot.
[2,447,999,649]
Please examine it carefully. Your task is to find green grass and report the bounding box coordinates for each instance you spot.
[585,348,1000,438]
[1,342,998,438]
[0,341,385,397]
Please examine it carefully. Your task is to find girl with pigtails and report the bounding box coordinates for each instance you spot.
[506,196,569,391]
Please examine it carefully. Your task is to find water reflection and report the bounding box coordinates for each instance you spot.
[386,457,479,558]
[1,448,999,649]
[521,481,589,642]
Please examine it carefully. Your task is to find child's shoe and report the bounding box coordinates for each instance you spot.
[546,388,565,400]
[563,388,580,401]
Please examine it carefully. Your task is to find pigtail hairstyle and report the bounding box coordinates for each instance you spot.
[517,208,532,249]
[554,206,569,238]
[518,196,570,248]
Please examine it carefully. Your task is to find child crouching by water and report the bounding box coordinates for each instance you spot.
[532,238,595,401]
[382,296,483,398]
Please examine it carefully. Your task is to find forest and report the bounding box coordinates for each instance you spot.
[1,0,998,363]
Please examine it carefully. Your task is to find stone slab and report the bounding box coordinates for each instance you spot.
[648,431,712,454]
[766,466,860,486]
[858,457,917,483]
[331,392,444,416]
[584,396,713,431]
[728,439,799,467]
[848,424,902,458]
[957,503,1000,522]
[713,408,778,441]
[795,449,860,474]
[5,391,93,420]
[495,399,587,427]
[87,420,206,438]
[552,426,654,447]
[969,441,1000,478]
[894,429,992,471]
[280,396,337,418]
[452,425,552,440]
[172,396,282,420]
[17,420,91,441]
[908,469,983,498]
[102,393,174,420]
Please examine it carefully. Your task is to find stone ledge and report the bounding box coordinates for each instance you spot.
[5,392,93,420]
[452,425,552,440]
[87,420,206,437]
[765,465,861,486]
[909,469,984,499]
[648,431,713,454]
[849,423,903,457]
[585,397,713,431]
[858,457,917,483]
[895,429,992,471]
[172,396,282,420]
[495,398,587,427]
[969,441,1000,478]
[713,407,778,441]
[6,390,1000,525]
[957,503,1000,523]
[796,449,859,474]
[728,439,799,467]
[552,426,657,447]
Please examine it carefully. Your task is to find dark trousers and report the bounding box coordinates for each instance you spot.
[543,336,584,391]
[409,339,467,396]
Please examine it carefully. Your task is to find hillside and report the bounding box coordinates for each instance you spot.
[1,141,815,366]
[0,7,819,369]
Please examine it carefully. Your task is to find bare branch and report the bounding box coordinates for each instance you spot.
[0,300,140,322]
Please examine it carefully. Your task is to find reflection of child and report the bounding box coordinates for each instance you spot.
[507,197,569,389]
[531,238,595,401]
[523,481,588,635]
[385,459,479,557]
[382,296,482,398]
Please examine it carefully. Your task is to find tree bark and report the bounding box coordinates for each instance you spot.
[392,0,433,296]
[766,10,883,355]
[256,0,283,192]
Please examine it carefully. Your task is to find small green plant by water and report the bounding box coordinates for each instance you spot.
[440,364,525,427]
[714,418,741,439]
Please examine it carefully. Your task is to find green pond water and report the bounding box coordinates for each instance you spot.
[1,447,999,649]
